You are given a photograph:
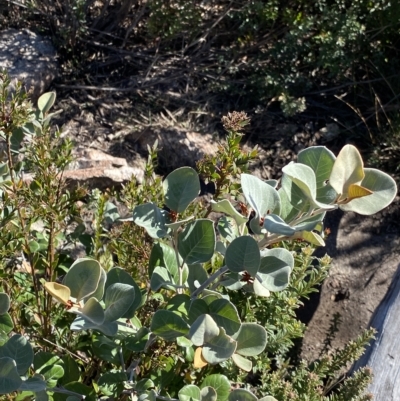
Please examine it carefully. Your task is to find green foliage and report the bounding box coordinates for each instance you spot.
[0,77,395,400]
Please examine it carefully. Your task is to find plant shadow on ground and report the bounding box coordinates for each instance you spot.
[296,196,400,362]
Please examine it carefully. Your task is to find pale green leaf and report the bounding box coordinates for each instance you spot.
[293,231,325,246]
[257,248,294,291]
[37,92,56,114]
[179,385,201,401]
[217,216,240,243]
[231,353,252,372]
[190,314,219,346]
[241,174,280,223]
[252,279,270,297]
[282,163,335,210]
[298,146,337,203]
[151,266,177,291]
[63,258,102,302]
[211,200,248,226]
[70,316,118,336]
[329,145,365,199]
[0,293,10,315]
[149,242,179,280]
[80,297,105,325]
[202,328,237,364]
[106,268,142,317]
[264,214,295,236]
[339,168,397,215]
[201,386,217,401]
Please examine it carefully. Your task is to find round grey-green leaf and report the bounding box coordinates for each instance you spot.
[81,297,105,325]
[133,202,169,239]
[151,310,190,341]
[202,328,237,364]
[264,214,295,236]
[178,219,216,265]
[104,283,135,322]
[228,389,257,401]
[163,167,200,213]
[258,248,294,292]
[63,258,102,302]
[0,334,34,375]
[200,374,230,401]
[0,357,22,394]
[231,353,252,372]
[190,314,219,346]
[241,174,280,217]
[233,323,267,357]
[106,268,142,317]
[37,91,56,114]
[179,385,201,401]
[200,386,217,401]
[225,236,260,276]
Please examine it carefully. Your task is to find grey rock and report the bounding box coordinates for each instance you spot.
[0,28,58,101]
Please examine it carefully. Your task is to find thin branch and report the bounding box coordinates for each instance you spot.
[191,265,229,299]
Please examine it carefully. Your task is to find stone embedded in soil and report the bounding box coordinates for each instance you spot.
[23,148,145,190]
